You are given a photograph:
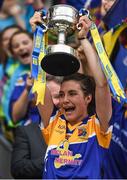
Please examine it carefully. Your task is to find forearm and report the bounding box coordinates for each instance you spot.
[9,5,26,29]
[32,0,44,10]
[77,15,112,131]
[37,86,54,128]
[14,15,26,29]
[81,38,112,130]
[80,38,108,87]
[12,89,30,123]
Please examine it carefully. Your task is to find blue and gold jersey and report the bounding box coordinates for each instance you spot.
[42,110,112,179]
[104,99,127,179]
[9,73,40,125]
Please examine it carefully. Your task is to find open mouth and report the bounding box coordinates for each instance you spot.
[20,52,30,58]
[64,107,75,113]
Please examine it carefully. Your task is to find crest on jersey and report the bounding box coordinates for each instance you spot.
[78,127,87,138]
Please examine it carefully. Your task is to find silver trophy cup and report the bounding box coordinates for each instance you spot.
[41,4,80,76]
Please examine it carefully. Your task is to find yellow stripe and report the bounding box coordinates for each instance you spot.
[90,23,126,102]
[103,23,127,57]
[42,114,112,148]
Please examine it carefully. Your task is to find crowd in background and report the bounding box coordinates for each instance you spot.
[0,0,127,179]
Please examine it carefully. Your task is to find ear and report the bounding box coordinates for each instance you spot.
[85,95,92,105]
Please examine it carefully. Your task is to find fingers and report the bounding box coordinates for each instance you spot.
[27,74,33,81]
[29,11,42,32]
[77,15,92,39]
[27,72,32,78]
[26,74,34,92]
[78,16,92,30]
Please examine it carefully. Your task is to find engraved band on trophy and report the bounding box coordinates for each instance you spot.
[41,4,80,76]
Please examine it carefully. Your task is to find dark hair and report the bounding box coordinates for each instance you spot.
[9,30,33,55]
[0,25,23,66]
[1,25,23,36]
[62,73,96,115]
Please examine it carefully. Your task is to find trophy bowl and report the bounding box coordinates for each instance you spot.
[47,4,79,35]
[41,4,80,76]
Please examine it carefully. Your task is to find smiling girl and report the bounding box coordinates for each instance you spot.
[9,30,40,126]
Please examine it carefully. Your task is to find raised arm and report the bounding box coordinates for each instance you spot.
[30,12,54,128]
[78,16,112,132]
[12,75,34,123]
[32,0,45,10]
[37,86,54,128]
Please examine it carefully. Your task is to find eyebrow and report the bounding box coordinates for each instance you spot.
[59,90,77,94]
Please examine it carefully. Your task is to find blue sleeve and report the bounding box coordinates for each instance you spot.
[9,75,27,119]
[11,85,25,102]
[110,98,124,125]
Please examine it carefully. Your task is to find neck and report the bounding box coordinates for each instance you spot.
[67,112,89,126]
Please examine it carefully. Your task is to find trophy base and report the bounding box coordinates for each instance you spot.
[41,44,80,76]
[41,52,80,76]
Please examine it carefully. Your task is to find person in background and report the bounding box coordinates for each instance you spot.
[98,1,127,178]
[101,0,127,87]
[46,75,63,108]
[10,120,47,179]
[101,0,116,16]
[0,25,22,84]
[0,25,23,141]
[66,0,102,26]
[30,12,112,179]
[11,75,62,179]
[8,30,40,126]
[1,29,33,129]
[103,85,127,179]
[0,0,45,32]
[109,28,127,88]
[0,0,26,31]
[95,0,117,36]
